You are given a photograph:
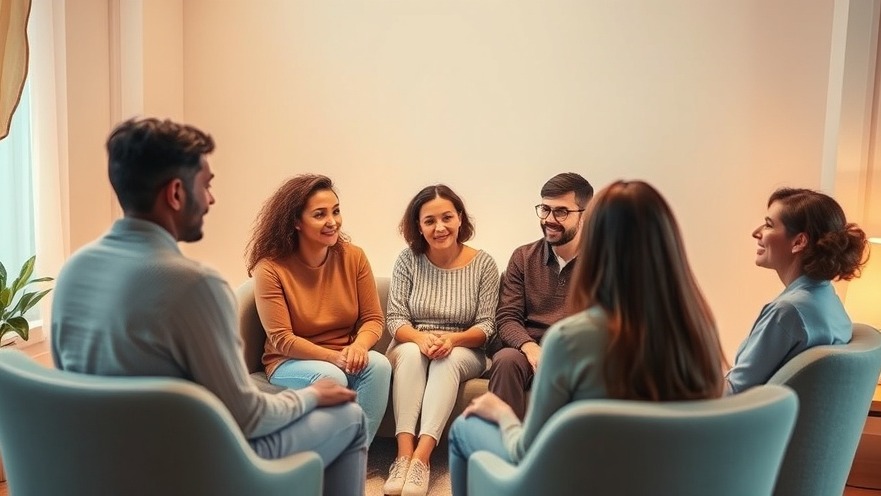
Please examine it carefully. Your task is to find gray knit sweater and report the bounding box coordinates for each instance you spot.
[386,247,499,344]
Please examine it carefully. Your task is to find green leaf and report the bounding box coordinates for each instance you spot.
[0,287,10,309]
[0,261,6,289]
[25,276,54,285]
[7,317,29,341]
[0,322,14,342]
[10,256,36,296]
[20,288,50,314]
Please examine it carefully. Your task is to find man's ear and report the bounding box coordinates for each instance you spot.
[164,178,186,212]
[791,232,808,254]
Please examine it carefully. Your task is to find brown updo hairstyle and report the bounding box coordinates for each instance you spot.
[246,174,349,275]
[768,188,868,281]
[569,180,726,401]
[399,184,475,255]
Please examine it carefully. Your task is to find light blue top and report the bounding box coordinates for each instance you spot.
[52,218,319,438]
[498,306,608,462]
[726,274,851,394]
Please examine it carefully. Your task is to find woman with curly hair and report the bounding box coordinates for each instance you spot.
[726,187,868,393]
[246,174,391,444]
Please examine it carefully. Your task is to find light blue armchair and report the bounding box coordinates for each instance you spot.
[767,323,881,496]
[467,384,798,496]
[0,349,323,496]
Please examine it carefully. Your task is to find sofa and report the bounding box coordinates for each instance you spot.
[235,276,490,439]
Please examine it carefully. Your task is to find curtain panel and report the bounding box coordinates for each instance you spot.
[0,0,31,141]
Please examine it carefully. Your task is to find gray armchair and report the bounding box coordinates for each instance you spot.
[467,384,798,496]
[0,349,323,496]
[767,323,881,496]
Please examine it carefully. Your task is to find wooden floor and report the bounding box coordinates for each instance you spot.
[0,479,878,496]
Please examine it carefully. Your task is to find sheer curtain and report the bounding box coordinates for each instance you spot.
[26,0,67,340]
[0,81,34,277]
[0,0,66,344]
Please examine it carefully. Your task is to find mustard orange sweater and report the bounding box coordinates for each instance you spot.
[253,244,384,378]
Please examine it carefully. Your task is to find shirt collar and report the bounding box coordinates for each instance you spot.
[111,217,181,253]
[783,274,827,294]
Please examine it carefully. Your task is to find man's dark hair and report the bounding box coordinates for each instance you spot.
[107,117,215,214]
[540,172,594,208]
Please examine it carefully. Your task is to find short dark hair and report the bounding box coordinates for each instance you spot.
[768,188,867,280]
[107,117,215,214]
[540,173,594,208]
[399,184,474,255]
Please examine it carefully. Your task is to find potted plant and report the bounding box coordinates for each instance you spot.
[0,255,52,481]
[0,255,53,345]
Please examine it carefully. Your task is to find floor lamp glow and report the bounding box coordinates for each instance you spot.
[846,237,881,382]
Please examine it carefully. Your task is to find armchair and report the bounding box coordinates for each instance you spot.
[0,349,323,496]
[468,384,798,496]
[767,323,881,496]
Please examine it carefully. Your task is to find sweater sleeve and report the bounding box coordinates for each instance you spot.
[172,275,318,439]
[495,249,533,349]
[386,250,415,338]
[499,325,577,462]
[473,253,500,339]
[252,260,304,357]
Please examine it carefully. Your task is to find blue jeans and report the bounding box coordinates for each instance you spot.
[448,415,513,496]
[270,350,391,445]
[249,402,367,496]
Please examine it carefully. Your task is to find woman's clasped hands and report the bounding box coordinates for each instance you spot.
[415,332,454,360]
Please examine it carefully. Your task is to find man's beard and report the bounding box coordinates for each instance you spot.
[542,223,577,246]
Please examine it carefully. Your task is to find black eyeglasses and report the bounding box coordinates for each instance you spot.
[534,204,585,221]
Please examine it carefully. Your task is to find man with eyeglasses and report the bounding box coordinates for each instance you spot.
[487,172,593,419]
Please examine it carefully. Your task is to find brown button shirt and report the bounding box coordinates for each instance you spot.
[490,239,575,355]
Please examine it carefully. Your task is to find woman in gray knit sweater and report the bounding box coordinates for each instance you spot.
[382,184,500,496]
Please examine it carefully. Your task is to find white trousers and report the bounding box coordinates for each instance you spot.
[387,341,485,441]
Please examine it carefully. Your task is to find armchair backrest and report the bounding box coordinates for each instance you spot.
[468,384,799,496]
[767,323,881,496]
[235,278,264,374]
[0,349,322,496]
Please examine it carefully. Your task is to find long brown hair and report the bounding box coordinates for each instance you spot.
[246,174,349,275]
[569,180,726,401]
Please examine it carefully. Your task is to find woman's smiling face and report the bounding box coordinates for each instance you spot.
[419,196,461,252]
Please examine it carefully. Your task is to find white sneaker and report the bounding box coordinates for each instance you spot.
[382,456,411,495]
[401,459,430,496]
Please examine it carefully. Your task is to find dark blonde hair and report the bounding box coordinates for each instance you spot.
[246,174,348,275]
[769,188,867,281]
[569,180,726,401]
[399,184,474,255]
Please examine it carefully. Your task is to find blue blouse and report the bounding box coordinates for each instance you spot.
[726,275,852,394]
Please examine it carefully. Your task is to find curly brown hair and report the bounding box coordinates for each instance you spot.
[769,188,868,281]
[399,184,475,255]
[246,174,349,275]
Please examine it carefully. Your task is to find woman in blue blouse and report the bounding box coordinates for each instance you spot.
[726,188,867,394]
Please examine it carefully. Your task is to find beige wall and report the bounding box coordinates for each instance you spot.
[62,0,115,252]
[55,0,877,361]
